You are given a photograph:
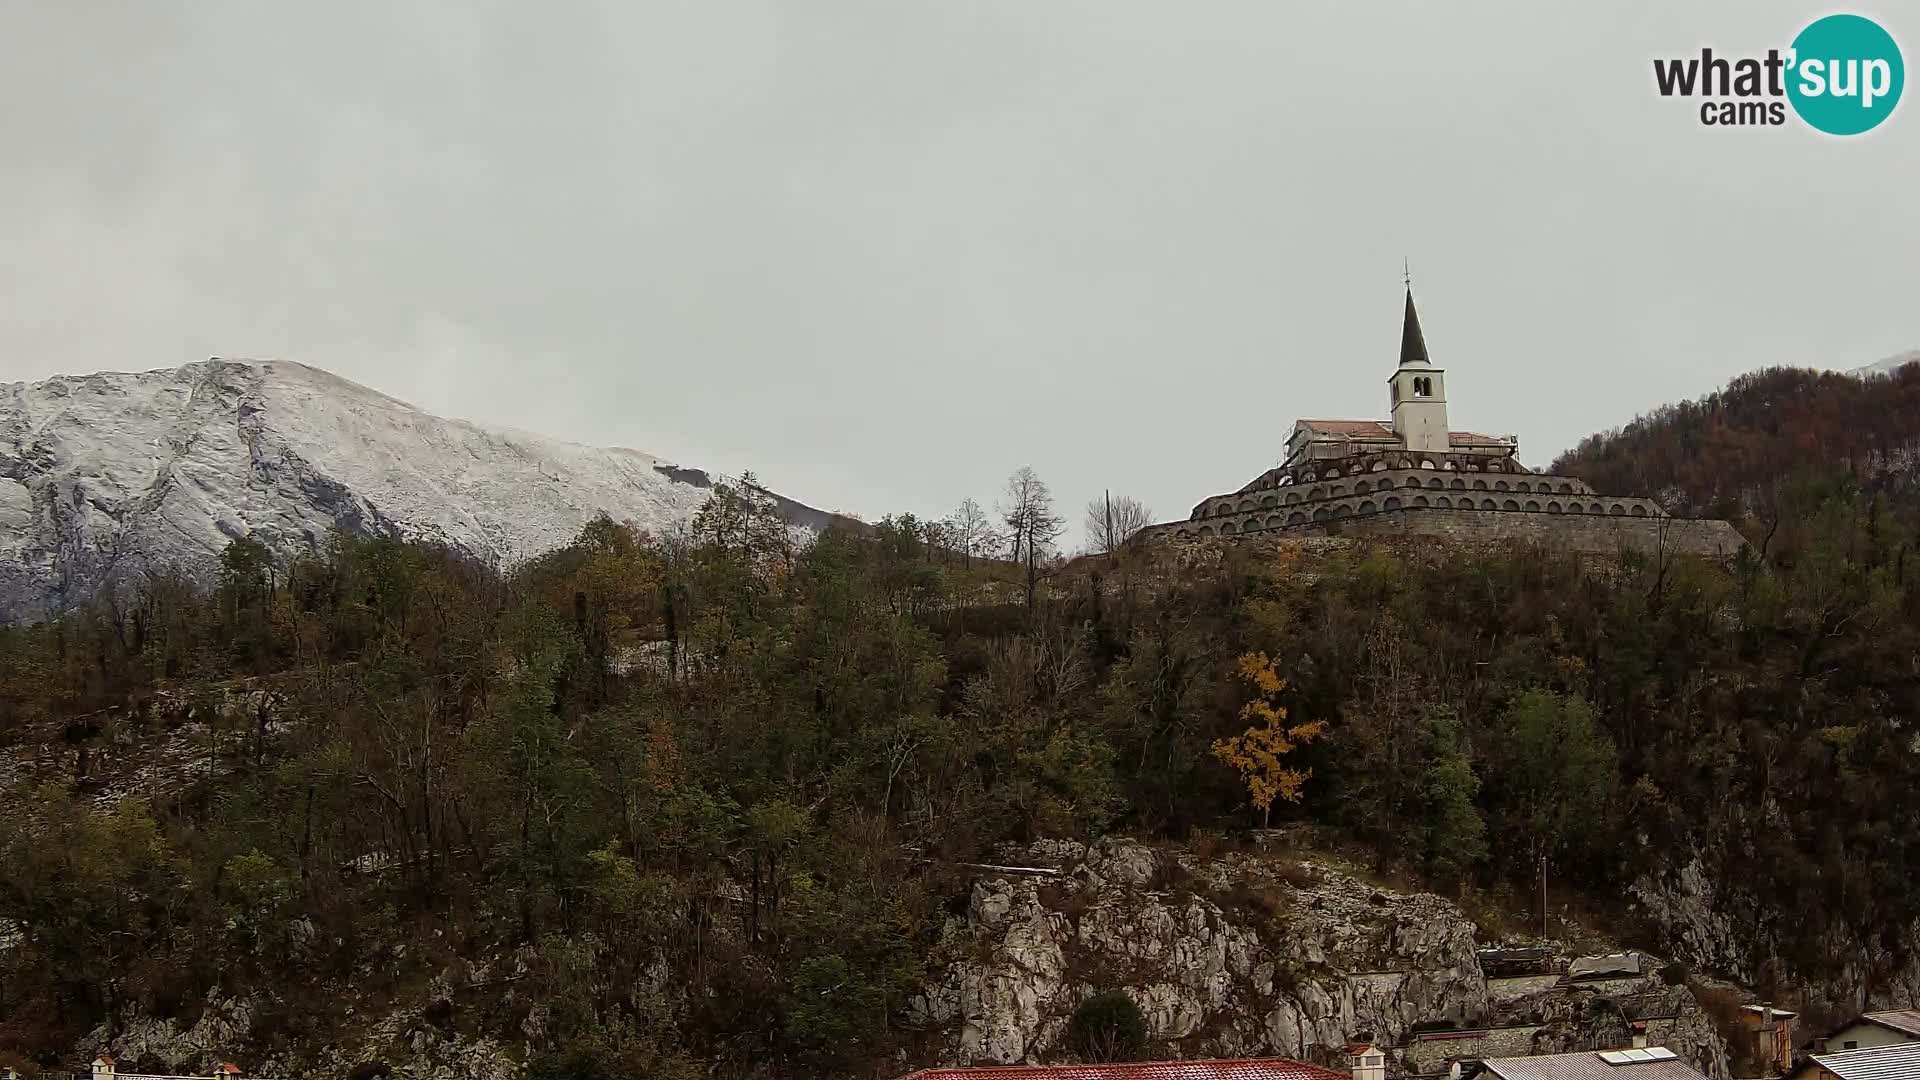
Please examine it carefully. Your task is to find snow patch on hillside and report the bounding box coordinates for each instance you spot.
[1852,350,1920,377]
[0,358,819,621]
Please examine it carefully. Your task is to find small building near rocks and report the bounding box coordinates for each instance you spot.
[87,1057,245,1080]
[1786,1041,1920,1080]
[897,1058,1353,1080]
[1478,948,1559,981]
[1466,1048,1707,1080]
[1565,954,1654,994]
[1734,1005,1796,1076]
[1809,1009,1920,1054]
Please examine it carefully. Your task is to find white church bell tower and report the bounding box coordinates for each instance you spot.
[1388,286,1449,453]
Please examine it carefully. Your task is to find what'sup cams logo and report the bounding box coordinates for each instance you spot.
[1654,13,1903,134]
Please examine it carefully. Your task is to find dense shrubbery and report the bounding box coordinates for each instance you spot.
[0,457,1918,1072]
[1070,990,1149,1062]
[1554,363,1920,521]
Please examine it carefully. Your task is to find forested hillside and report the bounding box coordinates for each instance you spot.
[1,443,1918,1077]
[1553,363,1920,524]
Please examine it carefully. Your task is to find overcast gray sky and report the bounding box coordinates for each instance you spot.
[1,2,1914,533]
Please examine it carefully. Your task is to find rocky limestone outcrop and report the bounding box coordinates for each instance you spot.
[1629,854,1756,986]
[910,838,1735,1080]
[1634,848,1920,1017]
[82,994,258,1074]
[80,979,524,1080]
[909,838,1487,1066]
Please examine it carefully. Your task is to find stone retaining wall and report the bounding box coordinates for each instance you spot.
[1174,469,1642,538]
[1316,507,1745,557]
[1143,506,1744,557]
[1402,1026,1554,1074]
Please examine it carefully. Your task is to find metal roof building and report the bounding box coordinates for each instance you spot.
[898,1060,1349,1080]
[1797,1041,1920,1080]
[1565,954,1646,982]
[1470,1048,1706,1080]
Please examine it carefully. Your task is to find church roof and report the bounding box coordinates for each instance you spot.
[1297,419,1398,438]
[1400,287,1431,367]
[1294,418,1511,447]
[1448,431,1514,448]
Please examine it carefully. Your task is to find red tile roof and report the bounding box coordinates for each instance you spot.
[1864,1008,1920,1037]
[900,1059,1348,1080]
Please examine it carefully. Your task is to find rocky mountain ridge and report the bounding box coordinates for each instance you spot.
[1851,350,1920,377]
[0,359,834,621]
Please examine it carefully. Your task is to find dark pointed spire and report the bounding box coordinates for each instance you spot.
[1398,286,1430,367]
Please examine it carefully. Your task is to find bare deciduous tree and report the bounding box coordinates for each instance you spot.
[998,466,1065,612]
[943,497,997,569]
[1083,491,1154,554]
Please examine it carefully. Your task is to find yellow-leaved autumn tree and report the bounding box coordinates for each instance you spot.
[1211,652,1327,825]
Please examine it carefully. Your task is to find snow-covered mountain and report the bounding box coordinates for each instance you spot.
[0,358,837,621]
[1852,349,1920,377]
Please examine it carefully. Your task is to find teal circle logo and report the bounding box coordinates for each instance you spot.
[1787,14,1904,135]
